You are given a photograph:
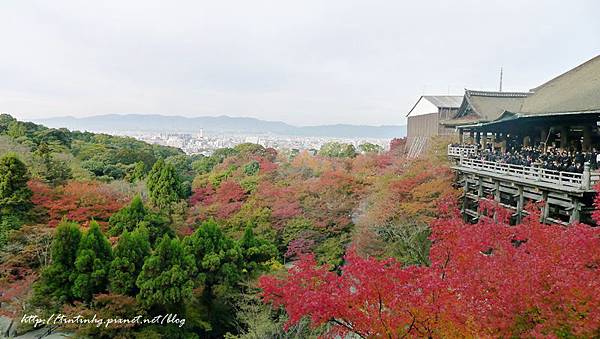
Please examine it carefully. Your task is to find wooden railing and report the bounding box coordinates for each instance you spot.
[457,157,596,190]
[447,145,478,157]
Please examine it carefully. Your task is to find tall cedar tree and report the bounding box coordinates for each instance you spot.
[146,159,185,212]
[108,195,147,235]
[136,235,195,310]
[239,225,278,275]
[33,220,82,306]
[108,195,172,244]
[72,221,113,302]
[33,142,72,186]
[182,220,277,336]
[0,152,32,218]
[183,219,243,289]
[109,225,151,296]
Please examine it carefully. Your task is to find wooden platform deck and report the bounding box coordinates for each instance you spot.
[447,146,598,225]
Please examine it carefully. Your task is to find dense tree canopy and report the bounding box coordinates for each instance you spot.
[72,221,113,302]
[136,235,195,310]
[109,226,151,296]
[108,194,172,244]
[318,141,357,158]
[2,113,599,337]
[33,220,82,307]
[146,159,187,212]
[260,203,600,337]
[0,153,32,218]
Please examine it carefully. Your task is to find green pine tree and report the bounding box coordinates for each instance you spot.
[146,159,185,213]
[182,220,277,336]
[136,235,195,310]
[128,161,147,183]
[0,152,32,220]
[72,221,113,302]
[108,195,147,235]
[33,142,72,186]
[108,195,173,245]
[33,220,82,307]
[109,225,151,296]
[183,219,243,288]
[239,225,278,276]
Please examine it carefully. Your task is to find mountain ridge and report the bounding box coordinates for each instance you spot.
[34,114,406,138]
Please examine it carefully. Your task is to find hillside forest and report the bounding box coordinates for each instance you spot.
[0,113,599,338]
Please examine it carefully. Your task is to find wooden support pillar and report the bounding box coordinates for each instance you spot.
[462,175,469,212]
[459,129,464,144]
[480,131,485,147]
[514,134,521,148]
[569,199,581,224]
[493,181,500,222]
[469,131,474,144]
[516,185,524,224]
[541,191,549,224]
[583,125,592,151]
[475,131,481,146]
[582,162,591,189]
[540,128,548,150]
[560,126,569,149]
[494,181,500,202]
[461,175,470,222]
[477,177,483,217]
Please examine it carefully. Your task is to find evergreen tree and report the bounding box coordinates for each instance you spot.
[318,142,357,158]
[136,235,195,309]
[239,226,278,276]
[146,159,185,212]
[109,225,151,296]
[108,195,147,235]
[33,220,82,306]
[72,221,113,302]
[0,152,32,220]
[6,121,26,139]
[108,195,173,245]
[358,142,384,154]
[128,161,146,183]
[183,219,243,288]
[182,220,278,336]
[33,142,72,186]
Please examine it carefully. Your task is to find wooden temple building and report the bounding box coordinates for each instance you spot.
[405,95,463,157]
[445,55,600,225]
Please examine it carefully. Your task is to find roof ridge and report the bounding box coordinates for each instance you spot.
[466,89,531,98]
[529,54,600,92]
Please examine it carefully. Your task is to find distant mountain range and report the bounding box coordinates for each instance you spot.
[34,114,406,138]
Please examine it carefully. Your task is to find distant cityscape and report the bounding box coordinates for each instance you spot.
[111,130,391,155]
[33,114,401,155]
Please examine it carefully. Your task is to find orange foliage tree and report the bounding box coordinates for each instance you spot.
[29,180,128,228]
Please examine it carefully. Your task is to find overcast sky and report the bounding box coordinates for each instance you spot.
[1,0,599,126]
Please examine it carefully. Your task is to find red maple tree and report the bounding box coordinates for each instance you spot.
[260,202,600,337]
[29,180,127,228]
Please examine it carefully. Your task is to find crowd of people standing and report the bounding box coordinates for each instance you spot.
[454,144,600,173]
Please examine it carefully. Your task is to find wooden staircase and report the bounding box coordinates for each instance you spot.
[406,136,428,158]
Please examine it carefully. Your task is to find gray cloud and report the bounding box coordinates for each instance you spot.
[1,0,599,125]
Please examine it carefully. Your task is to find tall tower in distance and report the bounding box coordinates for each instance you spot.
[499,67,503,92]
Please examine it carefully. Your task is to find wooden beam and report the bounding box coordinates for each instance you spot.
[541,190,549,224]
[516,185,524,223]
[569,198,581,223]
